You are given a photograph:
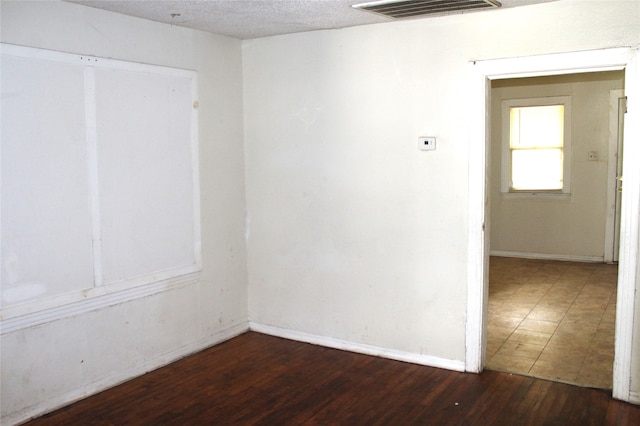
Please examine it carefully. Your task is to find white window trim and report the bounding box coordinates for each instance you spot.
[0,43,202,330]
[500,96,572,196]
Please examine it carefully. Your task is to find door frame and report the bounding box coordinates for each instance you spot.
[466,47,639,402]
[604,89,625,263]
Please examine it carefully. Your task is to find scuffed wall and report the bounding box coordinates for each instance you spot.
[0,1,248,424]
[242,0,640,393]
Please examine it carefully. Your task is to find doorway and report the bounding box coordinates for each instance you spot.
[484,71,623,388]
[465,48,640,402]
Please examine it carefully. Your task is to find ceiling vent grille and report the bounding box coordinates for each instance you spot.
[353,0,501,18]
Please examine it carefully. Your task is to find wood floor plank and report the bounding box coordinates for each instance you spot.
[23,332,640,425]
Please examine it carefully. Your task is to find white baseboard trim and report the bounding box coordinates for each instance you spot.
[489,250,604,263]
[3,322,249,426]
[249,322,465,372]
[629,391,640,405]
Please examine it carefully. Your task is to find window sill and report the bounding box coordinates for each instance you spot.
[501,191,571,200]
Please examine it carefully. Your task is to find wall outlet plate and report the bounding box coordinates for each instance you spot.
[419,136,436,151]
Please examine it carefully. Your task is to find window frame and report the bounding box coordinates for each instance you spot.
[501,96,572,196]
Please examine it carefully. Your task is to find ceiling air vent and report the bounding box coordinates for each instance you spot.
[353,0,501,18]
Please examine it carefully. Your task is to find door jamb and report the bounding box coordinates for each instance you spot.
[466,47,639,402]
[604,89,625,263]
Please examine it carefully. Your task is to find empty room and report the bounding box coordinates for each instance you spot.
[1,1,640,424]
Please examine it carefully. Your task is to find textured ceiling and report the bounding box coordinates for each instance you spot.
[67,0,556,40]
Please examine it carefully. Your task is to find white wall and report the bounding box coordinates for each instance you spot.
[0,1,248,424]
[490,72,625,260]
[243,0,640,381]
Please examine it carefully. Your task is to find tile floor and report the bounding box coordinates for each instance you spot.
[486,256,617,389]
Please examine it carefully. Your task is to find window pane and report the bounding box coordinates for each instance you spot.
[510,105,564,149]
[511,149,563,190]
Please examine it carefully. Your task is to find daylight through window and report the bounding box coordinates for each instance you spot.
[501,96,571,194]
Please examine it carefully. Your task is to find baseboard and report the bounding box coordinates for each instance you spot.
[629,391,640,405]
[4,322,249,426]
[489,250,604,263]
[249,322,465,372]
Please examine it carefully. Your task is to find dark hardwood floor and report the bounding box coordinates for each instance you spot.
[25,332,639,425]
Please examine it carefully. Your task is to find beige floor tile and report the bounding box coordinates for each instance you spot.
[488,315,523,329]
[518,318,559,334]
[540,290,579,302]
[487,304,504,316]
[488,325,517,341]
[528,277,560,286]
[513,287,547,297]
[498,340,545,359]
[565,306,606,320]
[536,299,573,311]
[576,367,612,389]
[579,288,614,300]
[582,353,613,368]
[591,340,614,355]
[538,263,568,274]
[529,359,580,383]
[526,306,566,322]
[487,352,536,374]
[509,303,539,313]
[486,337,504,360]
[498,306,533,320]
[508,329,552,346]
[546,334,592,353]
[554,319,598,337]
[490,282,522,296]
[559,313,597,324]
[554,277,587,287]
[537,346,586,365]
[603,305,616,318]
[486,257,617,389]
[573,295,610,308]
[601,315,616,326]
[542,289,580,300]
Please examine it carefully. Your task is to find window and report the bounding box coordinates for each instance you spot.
[1,43,201,318]
[501,96,571,195]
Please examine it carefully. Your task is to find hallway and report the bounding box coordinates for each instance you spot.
[486,257,616,389]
